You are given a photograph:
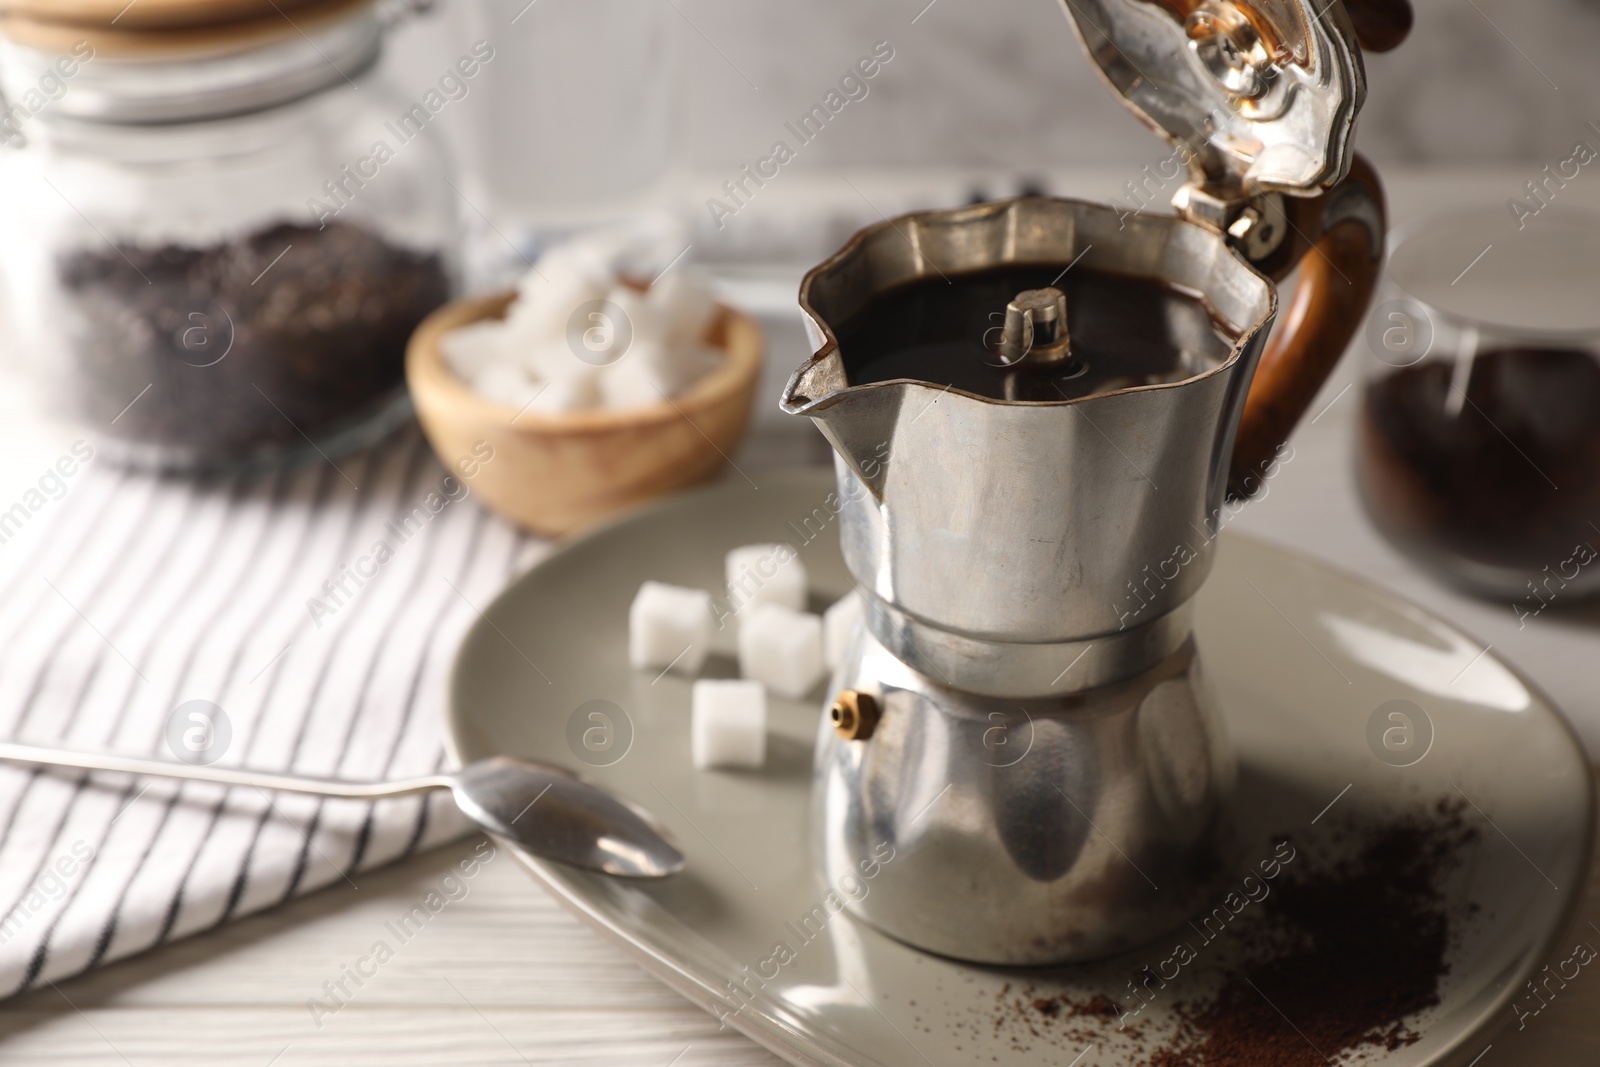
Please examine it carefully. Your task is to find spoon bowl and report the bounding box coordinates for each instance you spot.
[450,756,684,878]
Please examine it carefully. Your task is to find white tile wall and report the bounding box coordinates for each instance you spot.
[393,0,1600,170]
[383,0,1600,261]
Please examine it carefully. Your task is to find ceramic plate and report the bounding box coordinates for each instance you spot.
[446,469,1593,1067]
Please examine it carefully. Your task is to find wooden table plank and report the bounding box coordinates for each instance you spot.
[0,837,786,1066]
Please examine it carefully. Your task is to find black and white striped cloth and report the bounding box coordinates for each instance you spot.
[0,427,543,995]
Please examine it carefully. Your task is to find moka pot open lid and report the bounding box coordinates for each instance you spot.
[1060,0,1366,195]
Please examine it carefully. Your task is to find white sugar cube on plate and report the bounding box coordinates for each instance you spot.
[823,591,864,669]
[629,581,712,676]
[691,679,767,769]
[725,543,807,614]
[738,603,825,699]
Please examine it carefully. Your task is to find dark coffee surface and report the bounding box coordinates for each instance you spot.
[1358,347,1600,569]
[834,264,1238,402]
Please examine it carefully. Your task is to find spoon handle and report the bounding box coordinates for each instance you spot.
[0,740,450,800]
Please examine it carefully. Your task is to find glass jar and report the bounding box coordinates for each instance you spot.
[1355,206,1600,605]
[0,1,458,471]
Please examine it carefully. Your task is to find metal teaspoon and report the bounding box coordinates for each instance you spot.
[0,740,684,879]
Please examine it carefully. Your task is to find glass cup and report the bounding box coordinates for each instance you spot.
[1355,205,1600,609]
[456,0,680,284]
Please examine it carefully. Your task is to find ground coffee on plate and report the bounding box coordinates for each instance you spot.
[941,800,1480,1065]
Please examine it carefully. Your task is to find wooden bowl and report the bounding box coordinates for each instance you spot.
[406,290,763,537]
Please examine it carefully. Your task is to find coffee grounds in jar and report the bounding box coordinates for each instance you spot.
[57,220,449,463]
[1358,347,1600,571]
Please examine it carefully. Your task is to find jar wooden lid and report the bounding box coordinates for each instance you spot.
[0,0,371,55]
[0,0,342,31]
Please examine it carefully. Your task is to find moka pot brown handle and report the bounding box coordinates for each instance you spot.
[1227,154,1387,498]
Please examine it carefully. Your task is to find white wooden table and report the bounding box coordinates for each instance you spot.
[1,166,1598,1065]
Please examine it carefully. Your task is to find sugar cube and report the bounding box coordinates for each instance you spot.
[597,345,666,410]
[651,337,726,397]
[605,283,667,346]
[439,318,515,381]
[629,581,712,676]
[522,366,602,413]
[725,543,807,615]
[738,603,825,699]
[823,592,865,669]
[438,229,725,414]
[649,269,719,344]
[466,362,545,411]
[692,679,767,769]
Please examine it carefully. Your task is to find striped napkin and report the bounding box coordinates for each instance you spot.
[0,427,542,995]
